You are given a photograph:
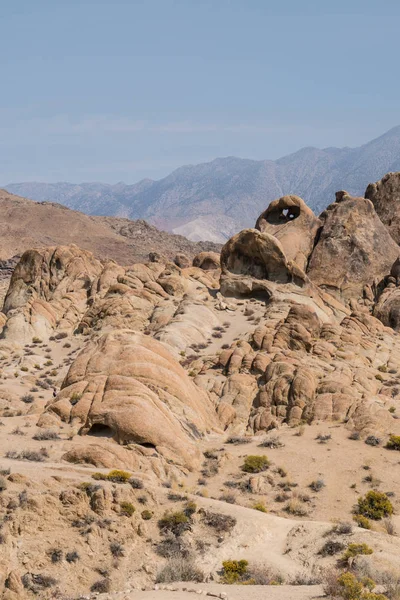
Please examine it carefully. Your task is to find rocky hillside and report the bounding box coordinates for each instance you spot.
[1,174,400,598]
[0,188,220,265]
[7,125,400,242]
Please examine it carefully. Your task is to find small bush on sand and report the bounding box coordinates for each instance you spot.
[90,579,110,593]
[242,455,270,473]
[33,429,60,440]
[252,501,267,513]
[386,435,400,451]
[353,515,372,530]
[226,436,251,445]
[324,571,386,600]
[158,511,190,536]
[221,560,249,584]
[356,491,393,520]
[310,478,325,492]
[156,558,204,583]
[21,394,34,404]
[22,573,57,593]
[341,543,373,566]
[120,502,135,516]
[202,511,236,533]
[92,469,131,483]
[129,477,144,489]
[319,540,346,556]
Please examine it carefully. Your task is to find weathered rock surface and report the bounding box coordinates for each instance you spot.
[43,330,218,470]
[255,195,321,271]
[365,171,400,243]
[1,245,103,342]
[307,192,399,300]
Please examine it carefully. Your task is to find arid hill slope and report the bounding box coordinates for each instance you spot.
[3,174,400,599]
[0,189,220,264]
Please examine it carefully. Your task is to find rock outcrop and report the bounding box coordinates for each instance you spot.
[365,171,400,243]
[220,228,306,298]
[255,195,321,271]
[43,331,218,470]
[307,192,399,300]
[1,245,103,342]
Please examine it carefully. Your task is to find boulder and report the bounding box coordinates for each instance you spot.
[45,330,218,470]
[220,228,306,297]
[1,245,103,342]
[192,251,220,270]
[365,171,400,243]
[255,195,321,270]
[173,253,191,269]
[307,193,399,300]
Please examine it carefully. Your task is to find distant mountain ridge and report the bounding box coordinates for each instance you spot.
[7,125,400,242]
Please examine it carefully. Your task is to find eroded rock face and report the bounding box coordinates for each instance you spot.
[1,245,103,342]
[220,228,306,298]
[255,195,321,271]
[307,193,399,300]
[365,172,400,243]
[198,302,400,436]
[43,330,218,470]
[192,251,220,270]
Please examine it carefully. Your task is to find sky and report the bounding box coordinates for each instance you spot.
[1,0,400,184]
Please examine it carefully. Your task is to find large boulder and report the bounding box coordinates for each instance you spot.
[220,228,306,297]
[43,330,218,470]
[307,192,399,300]
[255,195,321,270]
[365,172,400,243]
[1,245,103,342]
[192,251,220,270]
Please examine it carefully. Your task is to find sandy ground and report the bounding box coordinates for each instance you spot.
[97,583,324,599]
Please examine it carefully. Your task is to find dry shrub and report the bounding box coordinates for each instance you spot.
[156,558,204,583]
[202,510,236,533]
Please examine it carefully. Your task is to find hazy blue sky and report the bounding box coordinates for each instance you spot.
[1,0,400,183]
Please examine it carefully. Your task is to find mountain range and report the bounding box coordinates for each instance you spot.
[6,125,400,243]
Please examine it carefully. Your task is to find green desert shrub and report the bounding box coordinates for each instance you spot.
[221,559,249,584]
[242,455,270,473]
[341,543,373,566]
[328,571,387,600]
[353,515,372,530]
[141,510,153,520]
[356,491,393,520]
[158,511,190,536]
[92,469,131,483]
[386,435,400,451]
[120,502,135,516]
[252,501,267,513]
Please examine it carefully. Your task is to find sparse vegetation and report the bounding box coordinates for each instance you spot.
[242,455,270,473]
[226,436,251,445]
[6,448,49,462]
[356,491,393,520]
[353,514,372,529]
[158,511,190,536]
[92,469,131,483]
[252,501,267,513]
[341,543,373,566]
[386,435,400,451]
[309,478,325,492]
[156,558,204,583]
[33,429,60,440]
[319,540,346,556]
[120,501,135,516]
[202,510,236,533]
[220,559,249,584]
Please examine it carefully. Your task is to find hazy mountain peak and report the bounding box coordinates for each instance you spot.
[5,126,400,242]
